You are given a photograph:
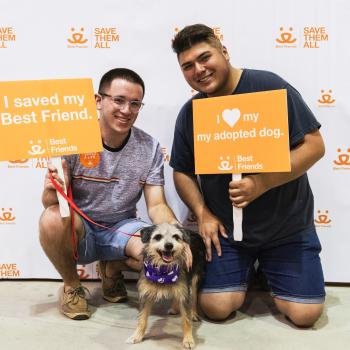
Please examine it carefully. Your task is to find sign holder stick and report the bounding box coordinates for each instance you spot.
[232,173,243,241]
[50,156,70,217]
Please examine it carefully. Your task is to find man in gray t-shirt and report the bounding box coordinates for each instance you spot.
[39,68,179,320]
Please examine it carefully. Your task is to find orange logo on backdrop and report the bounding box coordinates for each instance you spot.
[318,89,335,106]
[276,27,297,44]
[160,147,170,162]
[0,27,16,49]
[94,27,119,48]
[193,90,290,174]
[303,27,328,48]
[0,263,20,277]
[314,210,331,226]
[8,159,28,164]
[174,26,223,41]
[0,79,102,161]
[0,208,16,223]
[333,148,350,169]
[67,27,88,47]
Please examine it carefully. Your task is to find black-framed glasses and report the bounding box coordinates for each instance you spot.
[99,92,144,112]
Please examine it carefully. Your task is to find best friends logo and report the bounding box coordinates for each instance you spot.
[67,26,120,49]
[6,158,48,169]
[318,89,335,107]
[275,26,297,48]
[275,25,329,49]
[333,148,350,170]
[0,208,16,224]
[314,210,332,228]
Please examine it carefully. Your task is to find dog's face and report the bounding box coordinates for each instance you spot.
[140,224,190,265]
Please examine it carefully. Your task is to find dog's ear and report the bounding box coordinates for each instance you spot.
[140,225,156,243]
[175,224,191,244]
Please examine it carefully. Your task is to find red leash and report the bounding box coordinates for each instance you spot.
[49,173,141,261]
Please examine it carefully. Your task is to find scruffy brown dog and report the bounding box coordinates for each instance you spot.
[126,223,206,349]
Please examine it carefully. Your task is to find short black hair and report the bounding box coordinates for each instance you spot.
[98,68,145,97]
[172,24,222,56]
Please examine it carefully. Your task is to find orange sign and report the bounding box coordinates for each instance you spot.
[193,89,290,174]
[0,79,102,161]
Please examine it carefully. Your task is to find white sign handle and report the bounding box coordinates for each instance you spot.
[232,173,243,241]
[50,156,70,218]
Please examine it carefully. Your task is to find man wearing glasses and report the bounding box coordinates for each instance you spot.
[39,68,180,320]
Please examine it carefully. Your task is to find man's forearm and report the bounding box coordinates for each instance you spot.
[173,171,209,219]
[148,203,178,225]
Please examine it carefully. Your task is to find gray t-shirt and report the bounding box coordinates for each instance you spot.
[64,126,164,226]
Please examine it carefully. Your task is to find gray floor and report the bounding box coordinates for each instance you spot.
[0,281,349,350]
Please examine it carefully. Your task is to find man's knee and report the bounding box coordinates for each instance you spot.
[39,206,65,240]
[275,298,324,327]
[199,291,246,321]
[39,205,84,243]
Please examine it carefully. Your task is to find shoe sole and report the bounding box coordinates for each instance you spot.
[103,295,128,303]
[62,311,91,320]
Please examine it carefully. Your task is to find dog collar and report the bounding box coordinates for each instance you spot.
[144,261,180,284]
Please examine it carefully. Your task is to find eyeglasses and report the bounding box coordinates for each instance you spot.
[99,92,144,112]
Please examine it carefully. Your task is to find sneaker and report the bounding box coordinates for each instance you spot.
[59,285,91,320]
[98,261,128,303]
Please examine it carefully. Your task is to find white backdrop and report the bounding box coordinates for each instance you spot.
[0,0,349,282]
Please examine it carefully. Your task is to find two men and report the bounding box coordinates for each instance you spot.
[40,25,325,328]
[39,68,179,320]
[170,24,325,327]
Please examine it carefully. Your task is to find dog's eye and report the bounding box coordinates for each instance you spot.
[173,234,181,241]
[153,234,163,241]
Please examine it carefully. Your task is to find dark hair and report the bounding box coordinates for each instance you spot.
[98,68,145,96]
[172,24,222,56]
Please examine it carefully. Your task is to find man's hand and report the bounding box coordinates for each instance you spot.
[42,159,70,208]
[45,159,69,192]
[228,175,266,208]
[198,209,228,262]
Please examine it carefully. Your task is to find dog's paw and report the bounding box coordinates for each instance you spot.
[182,338,195,349]
[168,307,179,315]
[126,334,143,344]
[191,311,201,322]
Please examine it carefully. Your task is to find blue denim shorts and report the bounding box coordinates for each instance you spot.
[200,227,325,304]
[77,218,150,264]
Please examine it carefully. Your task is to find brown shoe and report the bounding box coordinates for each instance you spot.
[59,285,91,320]
[98,261,128,303]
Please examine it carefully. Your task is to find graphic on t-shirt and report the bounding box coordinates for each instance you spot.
[79,153,100,168]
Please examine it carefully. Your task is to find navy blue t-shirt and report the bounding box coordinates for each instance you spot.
[170,69,321,248]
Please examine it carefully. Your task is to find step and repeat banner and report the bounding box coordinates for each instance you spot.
[0,0,349,282]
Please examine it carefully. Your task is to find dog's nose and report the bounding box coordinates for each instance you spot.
[164,242,173,251]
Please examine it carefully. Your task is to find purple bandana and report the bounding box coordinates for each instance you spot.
[144,261,180,284]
